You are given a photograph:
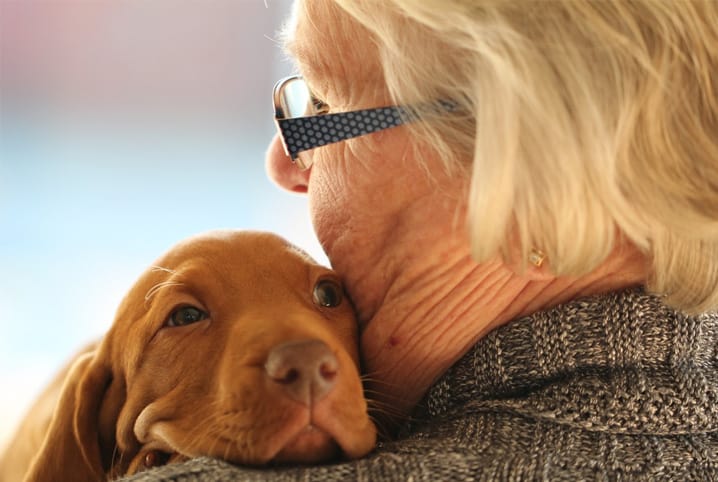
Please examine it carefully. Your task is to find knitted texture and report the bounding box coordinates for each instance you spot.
[120,288,718,481]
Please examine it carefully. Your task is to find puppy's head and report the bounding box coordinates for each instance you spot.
[114,230,376,469]
[28,231,376,481]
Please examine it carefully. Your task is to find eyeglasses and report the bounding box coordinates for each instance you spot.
[272,75,456,170]
[273,75,414,170]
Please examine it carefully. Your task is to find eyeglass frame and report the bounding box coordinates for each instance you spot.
[273,75,457,170]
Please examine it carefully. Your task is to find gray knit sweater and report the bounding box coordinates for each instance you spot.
[121,288,718,481]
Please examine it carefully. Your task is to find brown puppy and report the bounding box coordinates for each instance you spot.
[7,230,376,481]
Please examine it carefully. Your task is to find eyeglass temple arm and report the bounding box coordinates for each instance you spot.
[276,105,411,159]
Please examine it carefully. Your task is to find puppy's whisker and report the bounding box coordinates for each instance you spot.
[144,280,184,304]
[361,381,394,390]
[366,399,407,417]
[109,444,123,479]
[362,384,414,408]
[368,413,396,433]
[207,426,226,461]
[363,392,407,407]
[367,408,418,440]
[180,418,218,456]
[361,377,398,388]
[362,380,412,404]
[223,436,232,463]
[197,416,232,459]
[360,369,401,384]
[363,387,422,440]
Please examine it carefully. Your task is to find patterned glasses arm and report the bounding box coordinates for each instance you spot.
[276,105,411,160]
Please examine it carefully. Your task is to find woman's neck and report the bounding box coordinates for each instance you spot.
[358,238,647,434]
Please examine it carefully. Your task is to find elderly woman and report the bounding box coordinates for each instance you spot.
[128,0,718,480]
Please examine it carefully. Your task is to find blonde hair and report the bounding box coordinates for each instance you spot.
[331,0,718,313]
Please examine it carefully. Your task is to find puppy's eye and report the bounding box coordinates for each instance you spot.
[143,450,170,469]
[313,279,343,308]
[166,306,208,327]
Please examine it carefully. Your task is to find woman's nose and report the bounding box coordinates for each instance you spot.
[265,134,310,194]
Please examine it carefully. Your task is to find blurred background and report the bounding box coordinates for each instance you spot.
[0,0,319,448]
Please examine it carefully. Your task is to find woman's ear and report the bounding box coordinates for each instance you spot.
[24,350,119,482]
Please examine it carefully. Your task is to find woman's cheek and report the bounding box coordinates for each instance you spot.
[307,160,351,251]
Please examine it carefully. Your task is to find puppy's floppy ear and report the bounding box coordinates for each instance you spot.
[24,348,120,482]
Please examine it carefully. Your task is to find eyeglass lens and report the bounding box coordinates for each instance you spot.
[278,77,314,118]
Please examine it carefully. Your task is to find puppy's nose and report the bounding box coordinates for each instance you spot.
[265,340,338,405]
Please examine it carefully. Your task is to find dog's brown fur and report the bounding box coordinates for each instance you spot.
[0,342,97,482]
[1,231,376,481]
